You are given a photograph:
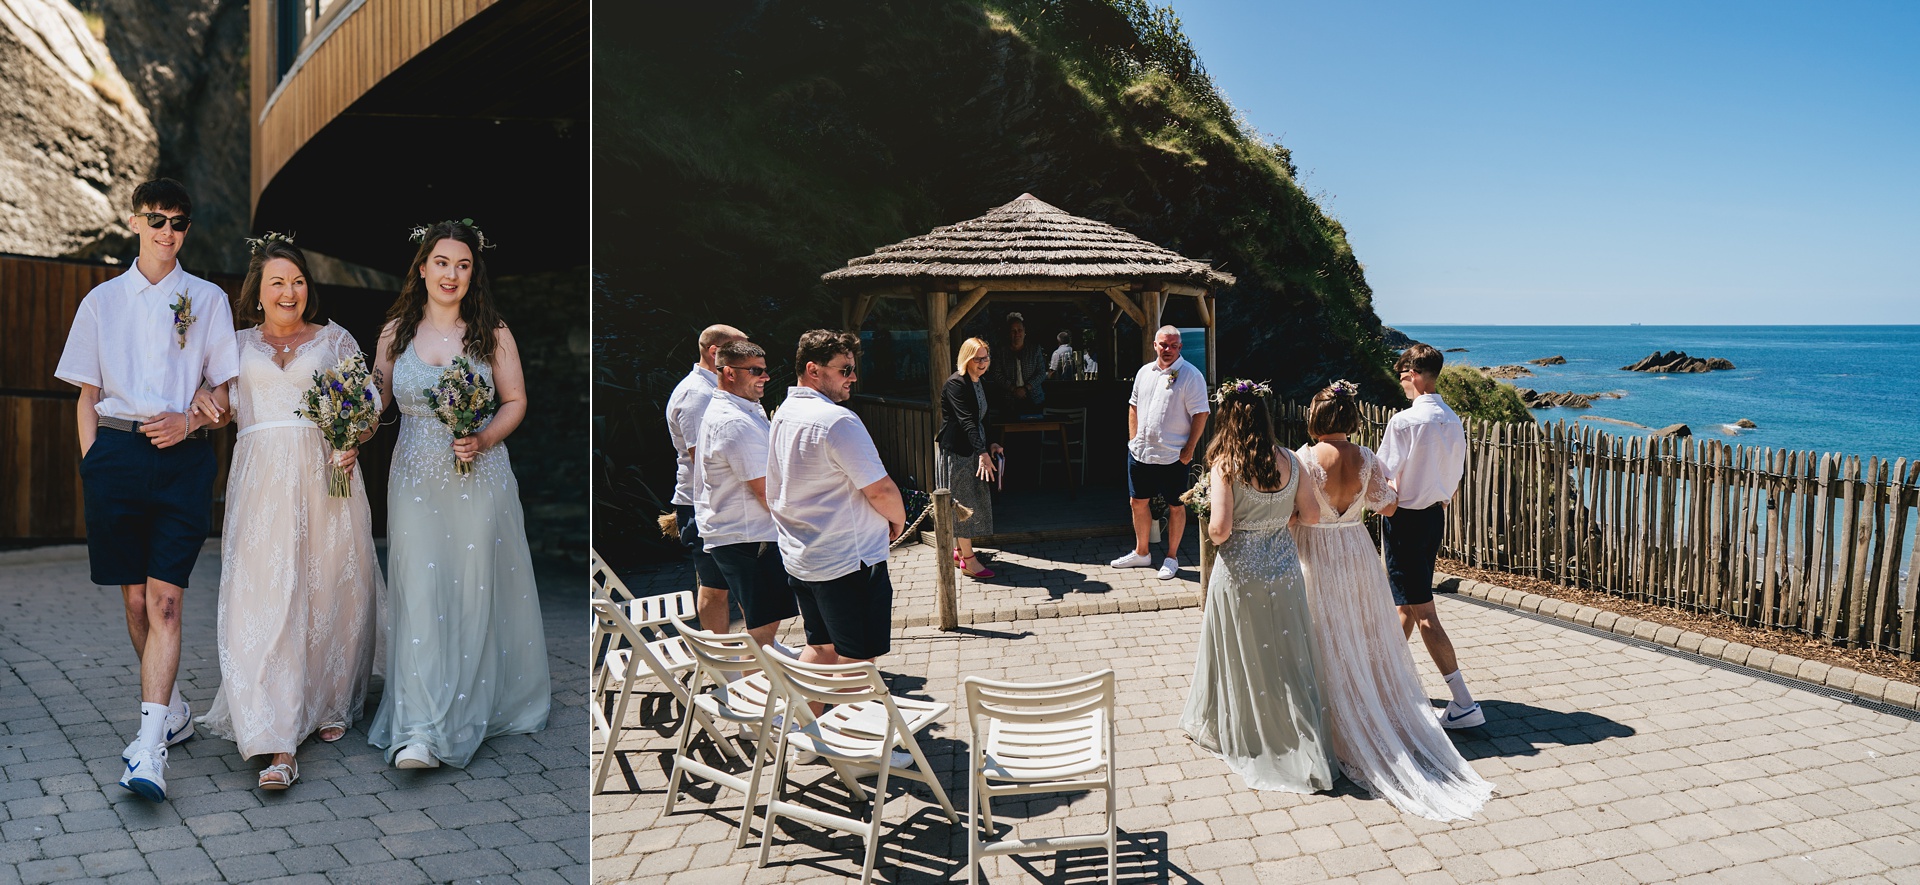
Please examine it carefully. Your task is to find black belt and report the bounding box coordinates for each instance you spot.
[98,415,210,440]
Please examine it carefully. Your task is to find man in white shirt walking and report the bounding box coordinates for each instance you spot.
[1378,343,1483,729]
[766,330,906,670]
[55,179,240,801]
[666,323,746,633]
[693,340,795,652]
[1112,326,1209,580]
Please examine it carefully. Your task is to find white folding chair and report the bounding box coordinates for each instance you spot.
[660,619,793,847]
[757,655,960,885]
[590,550,636,684]
[962,669,1117,885]
[590,598,740,795]
[590,588,701,738]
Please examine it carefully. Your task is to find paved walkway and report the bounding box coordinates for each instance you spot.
[0,543,588,885]
[596,543,1920,884]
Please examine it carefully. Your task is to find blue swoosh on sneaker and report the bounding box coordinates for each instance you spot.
[127,760,140,771]
[1445,706,1480,722]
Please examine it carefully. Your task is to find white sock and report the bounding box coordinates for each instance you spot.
[169,684,186,710]
[1443,670,1475,708]
[137,702,170,750]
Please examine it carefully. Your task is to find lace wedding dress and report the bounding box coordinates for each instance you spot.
[1178,449,1337,792]
[202,323,386,759]
[1293,443,1494,821]
[366,341,550,767]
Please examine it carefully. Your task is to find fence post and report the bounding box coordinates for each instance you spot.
[933,488,959,631]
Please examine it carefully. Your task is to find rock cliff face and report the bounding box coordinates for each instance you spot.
[1622,351,1735,373]
[1,0,247,271]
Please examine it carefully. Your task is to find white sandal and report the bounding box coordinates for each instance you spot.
[317,722,348,743]
[258,761,299,791]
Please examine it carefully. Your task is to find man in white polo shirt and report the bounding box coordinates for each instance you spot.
[1112,326,1209,580]
[1379,343,1483,729]
[766,330,906,671]
[666,323,746,633]
[55,178,239,802]
[694,339,796,652]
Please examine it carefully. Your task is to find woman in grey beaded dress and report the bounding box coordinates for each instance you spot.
[935,337,1003,578]
[367,220,550,770]
[1179,379,1335,793]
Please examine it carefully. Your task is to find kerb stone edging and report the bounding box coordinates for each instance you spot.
[1438,570,1920,713]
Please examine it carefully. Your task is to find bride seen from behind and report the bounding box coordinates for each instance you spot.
[367,219,550,770]
[1292,381,1494,821]
[1177,379,1336,793]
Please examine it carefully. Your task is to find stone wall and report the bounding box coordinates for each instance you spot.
[495,268,590,562]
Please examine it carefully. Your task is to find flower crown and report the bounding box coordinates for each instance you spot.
[1212,378,1273,404]
[242,230,295,256]
[1327,379,1359,398]
[408,218,496,251]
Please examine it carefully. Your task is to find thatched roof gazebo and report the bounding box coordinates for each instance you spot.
[820,194,1234,507]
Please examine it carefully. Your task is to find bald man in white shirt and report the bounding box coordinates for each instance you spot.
[1378,343,1482,729]
[666,323,746,633]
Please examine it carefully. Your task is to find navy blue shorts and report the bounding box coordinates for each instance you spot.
[80,428,217,588]
[790,561,894,660]
[1126,454,1190,503]
[709,541,798,630]
[674,504,729,590]
[1383,504,1445,607]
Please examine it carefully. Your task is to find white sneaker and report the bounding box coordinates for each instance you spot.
[395,743,440,769]
[1157,557,1180,580]
[770,641,802,660]
[119,745,168,802]
[1109,551,1154,569]
[742,714,799,739]
[1439,701,1485,729]
[838,750,916,778]
[123,700,194,763]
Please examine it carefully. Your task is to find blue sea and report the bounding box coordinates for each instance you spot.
[1394,325,1920,464]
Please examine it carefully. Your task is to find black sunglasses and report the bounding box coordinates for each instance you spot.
[137,212,192,232]
[829,363,858,377]
[724,365,771,377]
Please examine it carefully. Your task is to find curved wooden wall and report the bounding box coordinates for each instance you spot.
[250,0,499,210]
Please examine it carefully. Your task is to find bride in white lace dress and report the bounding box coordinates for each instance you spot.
[1292,383,1493,821]
[200,240,385,791]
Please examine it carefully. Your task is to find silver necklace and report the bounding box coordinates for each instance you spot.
[424,321,458,343]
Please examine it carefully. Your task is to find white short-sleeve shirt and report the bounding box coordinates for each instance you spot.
[1378,393,1467,510]
[766,385,891,582]
[665,364,718,506]
[1127,357,1210,465]
[55,264,240,422]
[694,389,777,550]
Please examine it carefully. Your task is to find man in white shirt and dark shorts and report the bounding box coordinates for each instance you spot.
[1379,343,1483,729]
[666,323,746,633]
[1112,326,1210,581]
[55,179,240,801]
[767,330,906,668]
[694,339,796,652]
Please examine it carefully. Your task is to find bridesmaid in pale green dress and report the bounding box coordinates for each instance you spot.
[368,220,550,769]
[1178,380,1334,792]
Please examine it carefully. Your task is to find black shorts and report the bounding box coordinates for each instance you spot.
[674,504,729,590]
[80,428,217,588]
[790,561,894,660]
[1126,454,1189,503]
[1383,504,1445,607]
[709,541,798,630]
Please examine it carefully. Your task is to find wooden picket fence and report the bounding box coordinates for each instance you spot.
[1269,400,1920,659]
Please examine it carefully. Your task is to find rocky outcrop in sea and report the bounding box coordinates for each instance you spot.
[1516,388,1624,409]
[1481,365,1534,380]
[1621,351,1736,373]
[1529,355,1567,365]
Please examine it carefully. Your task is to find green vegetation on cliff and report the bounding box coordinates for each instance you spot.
[1436,364,1535,425]
[595,0,1401,552]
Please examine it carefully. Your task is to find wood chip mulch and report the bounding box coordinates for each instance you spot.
[1437,556,1920,689]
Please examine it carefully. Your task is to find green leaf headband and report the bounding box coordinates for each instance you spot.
[243,230,296,256]
[408,217,496,251]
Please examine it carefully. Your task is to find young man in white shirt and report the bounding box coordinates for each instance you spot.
[693,340,795,653]
[1379,343,1483,729]
[55,179,239,801]
[665,323,746,633]
[1112,326,1210,580]
[766,330,906,669]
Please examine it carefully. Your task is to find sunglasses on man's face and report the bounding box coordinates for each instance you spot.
[137,213,192,232]
[827,363,858,378]
[725,365,771,377]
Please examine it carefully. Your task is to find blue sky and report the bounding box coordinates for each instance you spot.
[1165,1,1919,325]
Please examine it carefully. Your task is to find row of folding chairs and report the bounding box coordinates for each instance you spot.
[588,552,1120,885]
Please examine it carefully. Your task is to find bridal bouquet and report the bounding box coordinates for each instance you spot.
[1178,469,1211,518]
[293,352,381,497]
[424,357,498,476]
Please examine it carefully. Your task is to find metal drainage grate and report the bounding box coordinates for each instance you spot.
[1445,592,1920,724]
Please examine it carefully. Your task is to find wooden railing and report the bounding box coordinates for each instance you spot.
[1268,400,1920,658]
[845,394,936,492]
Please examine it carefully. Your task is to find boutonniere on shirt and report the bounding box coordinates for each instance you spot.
[1164,366,1179,390]
[169,291,196,349]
